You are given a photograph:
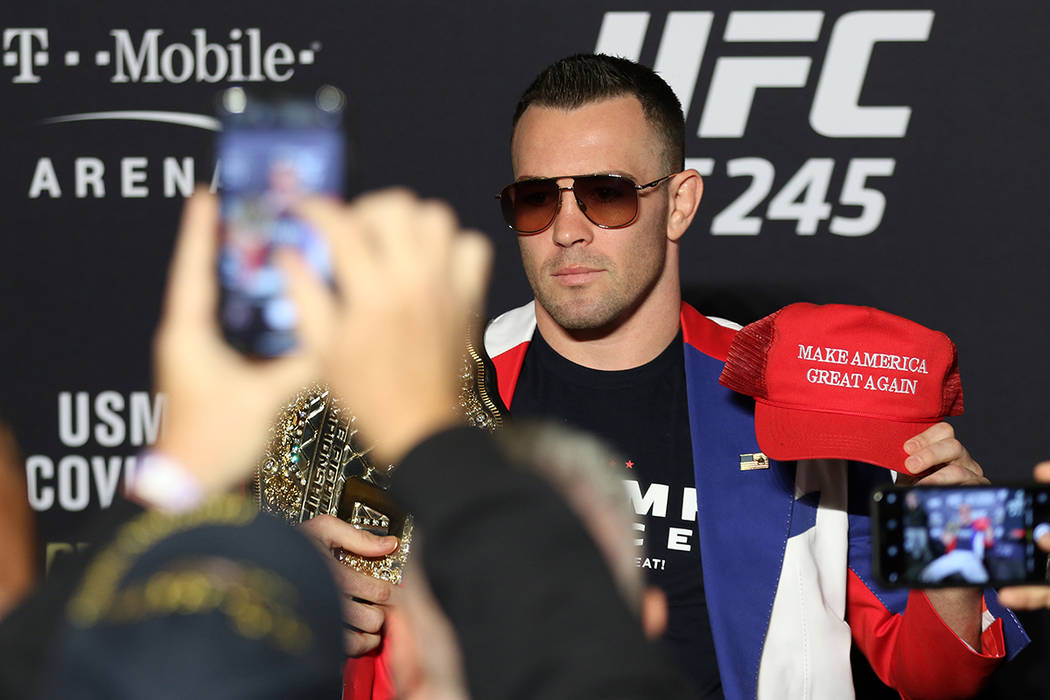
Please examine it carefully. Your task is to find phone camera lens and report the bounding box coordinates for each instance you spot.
[888,546,898,556]
[886,493,897,504]
[887,519,898,530]
[888,573,899,583]
[316,85,346,113]
[223,87,247,114]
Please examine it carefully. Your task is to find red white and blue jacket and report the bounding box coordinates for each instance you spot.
[484,300,1028,700]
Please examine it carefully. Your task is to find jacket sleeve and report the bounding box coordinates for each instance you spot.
[392,427,695,700]
[844,463,1025,700]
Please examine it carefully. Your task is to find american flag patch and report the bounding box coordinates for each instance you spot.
[739,453,769,470]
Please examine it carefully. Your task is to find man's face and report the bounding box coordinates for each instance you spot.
[511,96,673,331]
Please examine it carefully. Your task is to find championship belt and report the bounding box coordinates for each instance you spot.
[251,338,505,584]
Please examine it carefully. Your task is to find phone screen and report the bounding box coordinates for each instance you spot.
[872,484,1050,587]
[216,88,345,357]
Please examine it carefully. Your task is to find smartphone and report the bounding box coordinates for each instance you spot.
[871,484,1050,588]
[216,86,346,357]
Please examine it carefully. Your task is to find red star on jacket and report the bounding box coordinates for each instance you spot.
[625,460,635,469]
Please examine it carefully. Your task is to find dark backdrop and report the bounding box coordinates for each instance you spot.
[1,2,1046,696]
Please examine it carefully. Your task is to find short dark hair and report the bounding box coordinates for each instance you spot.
[512,54,685,171]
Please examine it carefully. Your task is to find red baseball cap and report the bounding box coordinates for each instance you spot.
[719,303,963,472]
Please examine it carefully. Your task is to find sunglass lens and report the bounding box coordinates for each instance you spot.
[575,176,638,228]
[502,180,558,233]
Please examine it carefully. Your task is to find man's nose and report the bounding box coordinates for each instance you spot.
[550,188,594,248]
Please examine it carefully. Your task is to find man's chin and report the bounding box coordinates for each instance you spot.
[541,298,622,333]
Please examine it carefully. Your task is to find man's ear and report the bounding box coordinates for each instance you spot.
[666,169,703,242]
[641,586,668,639]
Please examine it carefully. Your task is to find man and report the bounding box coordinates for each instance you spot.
[902,490,934,582]
[921,503,992,584]
[282,189,696,698]
[482,53,1026,699]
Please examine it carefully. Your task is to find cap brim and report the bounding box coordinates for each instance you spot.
[754,402,934,473]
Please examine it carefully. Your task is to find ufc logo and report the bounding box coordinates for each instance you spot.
[595,10,934,138]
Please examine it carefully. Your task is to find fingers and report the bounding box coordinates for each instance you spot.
[1034,462,1050,483]
[356,189,436,263]
[295,196,373,293]
[905,464,989,486]
[904,421,956,454]
[276,248,337,360]
[299,514,399,557]
[416,199,459,250]
[295,190,491,321]
[997,587,1050,610]
[451,230,494,315]
[903,436,967,474]
[903,422,959,473]
[344,627,382,657]
[1037,530,1050,552]
[901,422,984,484]
[162,189,220,327]
[291,187,491,463]
[300,515,396,643]
[295,191,464,311]
[342,596,386,634]
[331,564,394,657]
[330,563,395,606]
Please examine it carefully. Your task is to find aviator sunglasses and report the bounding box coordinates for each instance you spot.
[495,173,676,234]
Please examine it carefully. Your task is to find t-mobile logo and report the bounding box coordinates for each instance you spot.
[4,27,318,84]
[595,10,934,138]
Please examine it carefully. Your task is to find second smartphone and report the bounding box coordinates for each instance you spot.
[871,483,1050,588]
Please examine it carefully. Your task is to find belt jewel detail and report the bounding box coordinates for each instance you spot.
[253,385,413,585]
[335,476,413,583]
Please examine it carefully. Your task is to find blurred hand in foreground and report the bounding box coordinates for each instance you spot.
[152,190,318,492]
[282,189,492,464]
[152,188,491,654]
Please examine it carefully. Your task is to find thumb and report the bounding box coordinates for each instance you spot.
[341,527,400,557]
[301,514,399,556]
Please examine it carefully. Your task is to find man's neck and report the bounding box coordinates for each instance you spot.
[534,284,682,371]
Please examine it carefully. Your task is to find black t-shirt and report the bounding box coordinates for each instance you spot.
[510,329,723,698]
